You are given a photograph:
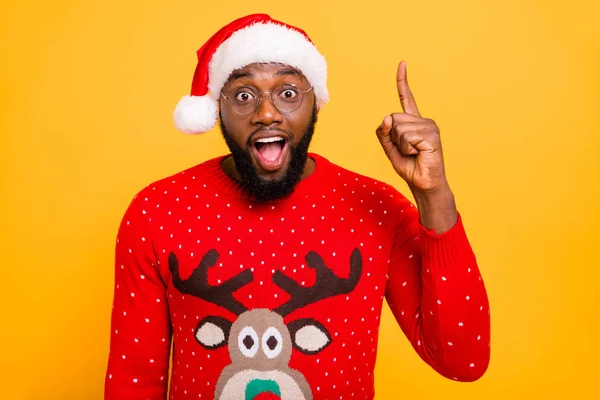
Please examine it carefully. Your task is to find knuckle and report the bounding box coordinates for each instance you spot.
[428,119,440,131]
[392,113,410,122]
[401,143,413,154]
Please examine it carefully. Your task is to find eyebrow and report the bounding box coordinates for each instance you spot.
[228,71,253,82]
[226,67,302,86]
[274,68,302,78]
[229,68,300,82]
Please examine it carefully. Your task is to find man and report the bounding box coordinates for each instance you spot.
[105,13,490,400]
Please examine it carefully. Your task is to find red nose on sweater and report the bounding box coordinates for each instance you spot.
[254,391,281,400]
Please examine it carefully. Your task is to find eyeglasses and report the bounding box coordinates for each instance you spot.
[221,83,313,115]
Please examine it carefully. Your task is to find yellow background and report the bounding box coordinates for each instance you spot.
[1,0,598,398]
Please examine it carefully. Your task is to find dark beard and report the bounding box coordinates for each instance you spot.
[219,108,317,203]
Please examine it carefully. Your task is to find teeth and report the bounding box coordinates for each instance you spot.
[256,137,285,144]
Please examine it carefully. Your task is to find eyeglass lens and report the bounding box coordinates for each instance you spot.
[226,84,306,115]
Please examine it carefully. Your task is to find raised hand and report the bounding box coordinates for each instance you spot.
[376,61,457,233]
[376,61,448,194]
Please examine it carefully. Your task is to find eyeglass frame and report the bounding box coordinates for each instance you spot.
[220,83,314,116]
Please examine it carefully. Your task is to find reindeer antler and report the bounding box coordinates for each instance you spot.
[273,248,362,317]
[169,250,252,315]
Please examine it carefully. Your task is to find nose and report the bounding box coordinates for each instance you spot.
[245,378,282,400]
[251,93,283,126]
[253,392,281,400]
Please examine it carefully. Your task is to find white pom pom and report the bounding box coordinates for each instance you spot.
[173,95,218,134]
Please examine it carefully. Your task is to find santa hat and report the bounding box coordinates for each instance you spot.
[173,13,329,134]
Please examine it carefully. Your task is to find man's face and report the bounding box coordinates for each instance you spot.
[219,63,318,202]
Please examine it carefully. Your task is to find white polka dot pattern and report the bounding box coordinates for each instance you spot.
[104,154,490,399]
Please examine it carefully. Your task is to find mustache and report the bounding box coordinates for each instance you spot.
[247,127,294,146]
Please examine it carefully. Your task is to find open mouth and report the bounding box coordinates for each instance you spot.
[252,135,289,173]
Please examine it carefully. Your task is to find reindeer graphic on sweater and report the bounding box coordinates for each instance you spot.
[168,248,362,400]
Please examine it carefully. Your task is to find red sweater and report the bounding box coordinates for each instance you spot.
[105,153,490,400]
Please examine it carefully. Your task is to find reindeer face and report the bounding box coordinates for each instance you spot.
[194,309,332,369]
[229,310,292,367]
[169,248,362,399]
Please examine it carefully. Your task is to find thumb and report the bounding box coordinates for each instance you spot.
[375,115,393,143]
[376,115,408,177]
[375,115,399,160]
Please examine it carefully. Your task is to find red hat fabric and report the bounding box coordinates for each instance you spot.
[173,14,329,134]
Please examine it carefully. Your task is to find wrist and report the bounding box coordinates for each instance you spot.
[411,182,458,234]
[411,180,451,204]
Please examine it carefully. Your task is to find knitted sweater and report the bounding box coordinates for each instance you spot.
[104,153,490,400]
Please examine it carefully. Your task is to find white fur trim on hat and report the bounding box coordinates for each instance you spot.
[173,95,218,135]
[208,22,329,106]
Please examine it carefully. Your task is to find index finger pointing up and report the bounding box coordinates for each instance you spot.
[396,61,420,116]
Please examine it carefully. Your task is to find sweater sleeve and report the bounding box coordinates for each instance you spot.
[105,193,172,399]
[384,193,490,382]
